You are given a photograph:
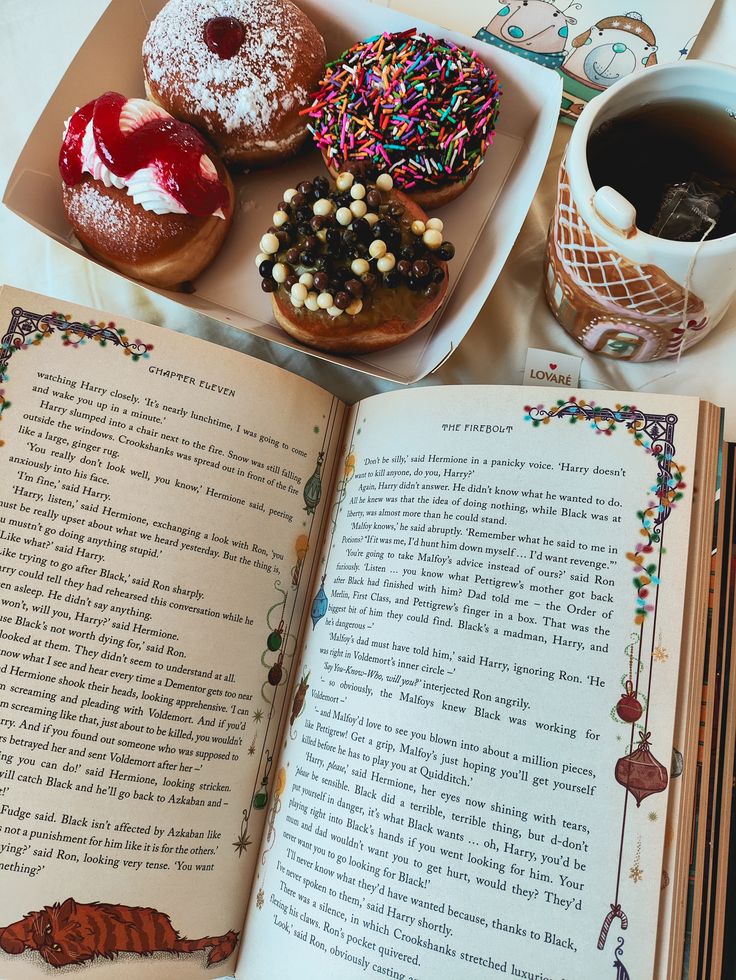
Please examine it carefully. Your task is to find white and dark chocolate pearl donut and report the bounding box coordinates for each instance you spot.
[255,171,456,354]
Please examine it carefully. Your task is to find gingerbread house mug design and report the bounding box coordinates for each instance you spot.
[545,61,736,363]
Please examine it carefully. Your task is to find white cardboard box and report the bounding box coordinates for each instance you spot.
[3,0,561,383]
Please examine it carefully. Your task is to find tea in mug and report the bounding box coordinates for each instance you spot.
[586,100,736,241]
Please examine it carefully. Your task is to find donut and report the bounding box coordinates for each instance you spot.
[302,30,502,210]
[59,92,234,290]
[142,0,326,166]
[256,171,456,354]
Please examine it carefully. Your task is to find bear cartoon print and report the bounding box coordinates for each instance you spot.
[474,0,582,69]
[464,0,712,126]
[559,11,657,119]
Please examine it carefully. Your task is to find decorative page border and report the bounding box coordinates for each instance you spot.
[233,398,341,858]
[0,307,152,445]
[525,395,686,976]
[1,307,151,376]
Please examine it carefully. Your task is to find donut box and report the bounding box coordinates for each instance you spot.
[4,0,561,383]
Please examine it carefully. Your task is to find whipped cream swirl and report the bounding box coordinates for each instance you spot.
[63,98,225,218]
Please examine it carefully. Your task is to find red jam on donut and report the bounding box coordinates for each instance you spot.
[142,0,326,166]
[204,17,246,59]
[59,91,229,217]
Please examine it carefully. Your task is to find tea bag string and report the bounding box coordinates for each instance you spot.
[636,215,717,390]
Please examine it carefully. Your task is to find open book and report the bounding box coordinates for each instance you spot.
[0,285,732,980]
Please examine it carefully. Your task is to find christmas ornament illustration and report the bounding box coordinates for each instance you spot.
[616,637,643,723]
[303,451,324,514]
[311,577,329,628]
[615,732,669,807]
[310,439,358,630]
[292,534,309,586]
[616,681,643,724]
[261,620,285,688]
[260,767,287,863]
[253,753,274,811]
[250,767,289,916]
[260,584,296,700]
[290,673,310,736]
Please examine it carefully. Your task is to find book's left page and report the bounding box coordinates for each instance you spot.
[0,286,346,980]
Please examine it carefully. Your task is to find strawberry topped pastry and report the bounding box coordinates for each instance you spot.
[60,91,234,289]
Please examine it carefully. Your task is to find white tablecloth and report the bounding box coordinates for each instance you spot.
[2,0,736,434]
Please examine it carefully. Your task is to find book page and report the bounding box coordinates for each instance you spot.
[240,385,703,980]
[0,287,346,980]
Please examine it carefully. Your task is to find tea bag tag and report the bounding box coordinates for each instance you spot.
[524,348,581,388]
[592,186,637,236]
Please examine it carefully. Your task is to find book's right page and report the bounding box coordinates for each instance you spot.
[239,386,705,980]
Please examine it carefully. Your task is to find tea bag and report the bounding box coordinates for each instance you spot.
[649,172,735,242]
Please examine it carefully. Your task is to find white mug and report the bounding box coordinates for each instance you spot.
[545,61,736,362]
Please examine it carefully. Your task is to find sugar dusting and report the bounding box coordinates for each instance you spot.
[142,0,322,137]
[65,181,194,262]
[68,183,128,244]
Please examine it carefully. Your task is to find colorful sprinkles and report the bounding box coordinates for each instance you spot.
[301,30,502,191]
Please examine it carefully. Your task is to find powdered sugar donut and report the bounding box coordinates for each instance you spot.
[142,0,326,166]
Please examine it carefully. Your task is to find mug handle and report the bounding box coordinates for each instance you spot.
[592,186,637,238]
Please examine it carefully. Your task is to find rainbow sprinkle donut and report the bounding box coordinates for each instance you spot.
[302,30,502,209]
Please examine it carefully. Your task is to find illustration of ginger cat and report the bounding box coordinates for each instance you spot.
[0,899,238,968]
